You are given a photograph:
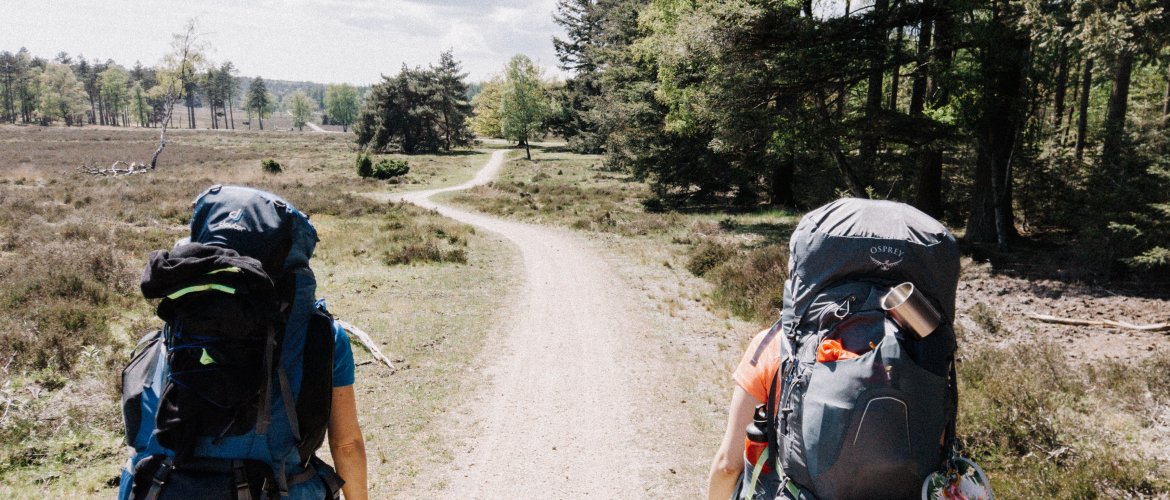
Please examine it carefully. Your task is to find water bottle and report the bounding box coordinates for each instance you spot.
[744,404,770,473]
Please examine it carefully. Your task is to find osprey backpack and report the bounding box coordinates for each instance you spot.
[119,185,343,500]
[739,198,960,500]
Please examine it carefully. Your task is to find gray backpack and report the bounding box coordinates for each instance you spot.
[741,199,960,500]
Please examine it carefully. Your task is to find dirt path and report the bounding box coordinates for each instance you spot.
[378,150,675,498]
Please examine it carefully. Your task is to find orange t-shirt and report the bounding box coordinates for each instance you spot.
[734,327,785,404]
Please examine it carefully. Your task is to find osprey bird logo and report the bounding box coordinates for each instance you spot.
[870,255,903,271]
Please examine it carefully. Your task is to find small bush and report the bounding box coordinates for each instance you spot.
[261,158,282,174]
[356,154,373,178]
[378,203,473,266]
[969,302,1000,334]
[706,244,789,321]
[686,240,737,277]
[384,244,467,265]
[373,159,410,180]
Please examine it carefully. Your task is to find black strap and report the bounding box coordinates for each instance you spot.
[277,366,302,443]
[944,357,959,458]
[283,456,344,499]
[232,460,253,500]
[311,455,346,500]
[765,357,782,480]
[142,456,175,500]
[257,325,276,436]
[130,330,163,360]
[286,462,317,486]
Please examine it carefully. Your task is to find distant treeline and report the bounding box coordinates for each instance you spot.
[547,0,1170,276]
[0,49,385,130]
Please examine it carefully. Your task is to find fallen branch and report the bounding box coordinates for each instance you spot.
[84,88,177,176]
[335,319,396,372]
[79,161,152,176]
[1027,313,1170,332]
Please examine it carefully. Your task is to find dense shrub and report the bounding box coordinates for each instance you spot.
[261,158,282,174]
[686,240,737,277]
[356,153,373,178]
[373,159,410,180]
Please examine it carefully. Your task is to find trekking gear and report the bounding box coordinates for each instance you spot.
[738,198,960,500]
[881,282,943,339]
[120,185,343,500]
[921,457,993,500]
[745,404,770,473]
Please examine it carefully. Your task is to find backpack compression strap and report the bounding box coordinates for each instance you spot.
[756,345,803,500]
[142,456,175,500]
[748,319,783,367]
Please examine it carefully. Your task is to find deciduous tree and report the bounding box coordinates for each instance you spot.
[325,83,360,132]
[36,63,87,125]
[500,54,551,159]
[287,91,314,131]
[471,75,504,138]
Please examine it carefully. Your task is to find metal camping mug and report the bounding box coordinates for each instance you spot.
[881,282,942,339]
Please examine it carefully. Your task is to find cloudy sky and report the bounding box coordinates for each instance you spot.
[2,0,571,85]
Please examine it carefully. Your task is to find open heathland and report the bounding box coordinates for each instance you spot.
[0,124,1167,498]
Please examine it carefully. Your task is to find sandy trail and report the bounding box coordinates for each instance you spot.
[381,150,660,498]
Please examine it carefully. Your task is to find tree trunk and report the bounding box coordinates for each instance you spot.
[889,21,903,111]
[912,0,949,219]
[770,151,796,207]
[1051,44,1068,136]
[857,0,890,182]
[1101,52,1133,170]
[914,148,945,219]
[1162,65,1170,126]
[965,16,1027,246]
[908,1,934,116]
[1074,58,1093,160]
[228,95,235,130]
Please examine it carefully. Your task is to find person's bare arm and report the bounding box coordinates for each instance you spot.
[707,386,763,500]
[328,385,367,500]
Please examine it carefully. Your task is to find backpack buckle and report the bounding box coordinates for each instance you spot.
[232,460,253,500]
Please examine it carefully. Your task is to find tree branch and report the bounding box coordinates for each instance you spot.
[334,319,397,372]
[1027,313,1170,332]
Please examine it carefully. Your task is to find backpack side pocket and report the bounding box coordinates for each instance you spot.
[122,330,164,448]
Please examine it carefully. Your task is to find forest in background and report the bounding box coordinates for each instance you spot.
[4,1,1169,282]
[545,0,1170,282]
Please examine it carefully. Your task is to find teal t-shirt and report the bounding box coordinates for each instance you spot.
[332,321,355,387]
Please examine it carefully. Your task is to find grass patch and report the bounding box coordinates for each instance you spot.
[379,203,473,266]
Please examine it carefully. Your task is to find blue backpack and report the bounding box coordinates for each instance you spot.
[119,185,343,500]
